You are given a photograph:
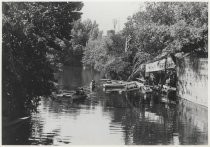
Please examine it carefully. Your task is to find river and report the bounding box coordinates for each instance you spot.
[2,66,208,145]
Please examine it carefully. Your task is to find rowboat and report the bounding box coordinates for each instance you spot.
[71,93,87,101]
[125,81,140,91]
[54,91,73,98]
[103,83,126,89]
[162,85,176,92]
[136,78,146,83]
[100,79,111,82]
[139,85,153,94]
[103,80,126,89]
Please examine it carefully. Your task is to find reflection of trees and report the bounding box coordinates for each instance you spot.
[29,118,56,145]
[100,92,130,114]
[177,99,208,145]
[56,66,102,91]
[42,98,82,117]
[111,92,207,145]
[29,98,77,145]
[2,118,32,145]
[27,95,101,145]
[82,68,101,85]
[101,91,180,145]
[59,66,83,90]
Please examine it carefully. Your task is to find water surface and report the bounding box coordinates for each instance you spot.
[3,66,208,145]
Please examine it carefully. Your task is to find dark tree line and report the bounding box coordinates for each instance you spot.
[2,2,83,119]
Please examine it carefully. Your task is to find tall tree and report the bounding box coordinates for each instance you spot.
[123,2,208,79]
[66,19,100,65]
[2,2,83,119]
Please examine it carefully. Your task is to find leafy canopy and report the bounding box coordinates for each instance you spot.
[2,2,83,118]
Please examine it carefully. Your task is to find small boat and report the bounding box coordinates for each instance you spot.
[162,85,176,91]
[103,88,124,93]
[100,79,112,83]
[90,80,96,91]
[71,93,87,101]
[70,88,88,102]
[103,81,126,89]
[56,93,64,98]
[52,90,75,101]
[55,91,73,98]
[139,85,153,94]
[62,93,72,98]
[136,78,146,83]
[125,81,140,91]
[103,84,126,89]
[100,79,111,81]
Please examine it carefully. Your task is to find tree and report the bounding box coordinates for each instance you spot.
[122,2,208,79]
[2,2,83,119]
[82,29,132,80]
[63,19,101,65]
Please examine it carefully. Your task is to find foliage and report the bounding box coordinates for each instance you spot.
[105,57,132,80]
[82,30,132,80]
[65,19,101,65]
[123,2,208,79]
[107,33,126,56]
[2,2,83,118]
[82,37,108,71]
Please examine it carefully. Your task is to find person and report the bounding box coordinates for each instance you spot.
[75,87,84,95]
[75,89,80,95]
[165,77,170,86]
[90,80,96,91]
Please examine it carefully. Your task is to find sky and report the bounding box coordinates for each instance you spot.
[81,1,142,34]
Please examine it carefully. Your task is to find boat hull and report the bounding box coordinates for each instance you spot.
[71,94,87,102]
[103,83,126,89]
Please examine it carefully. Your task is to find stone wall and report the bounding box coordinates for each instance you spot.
[176,56,208,107]
[178,98,208,144]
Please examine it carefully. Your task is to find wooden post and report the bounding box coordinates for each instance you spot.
[125,35,131,52]
[125,37,128,52]
[161,57,168,90]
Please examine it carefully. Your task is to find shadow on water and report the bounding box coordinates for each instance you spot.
[3,66,208,145]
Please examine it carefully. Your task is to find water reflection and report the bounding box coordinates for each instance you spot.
[55,66,102,90]
[2,118,32,145]
[3,66,208,145]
